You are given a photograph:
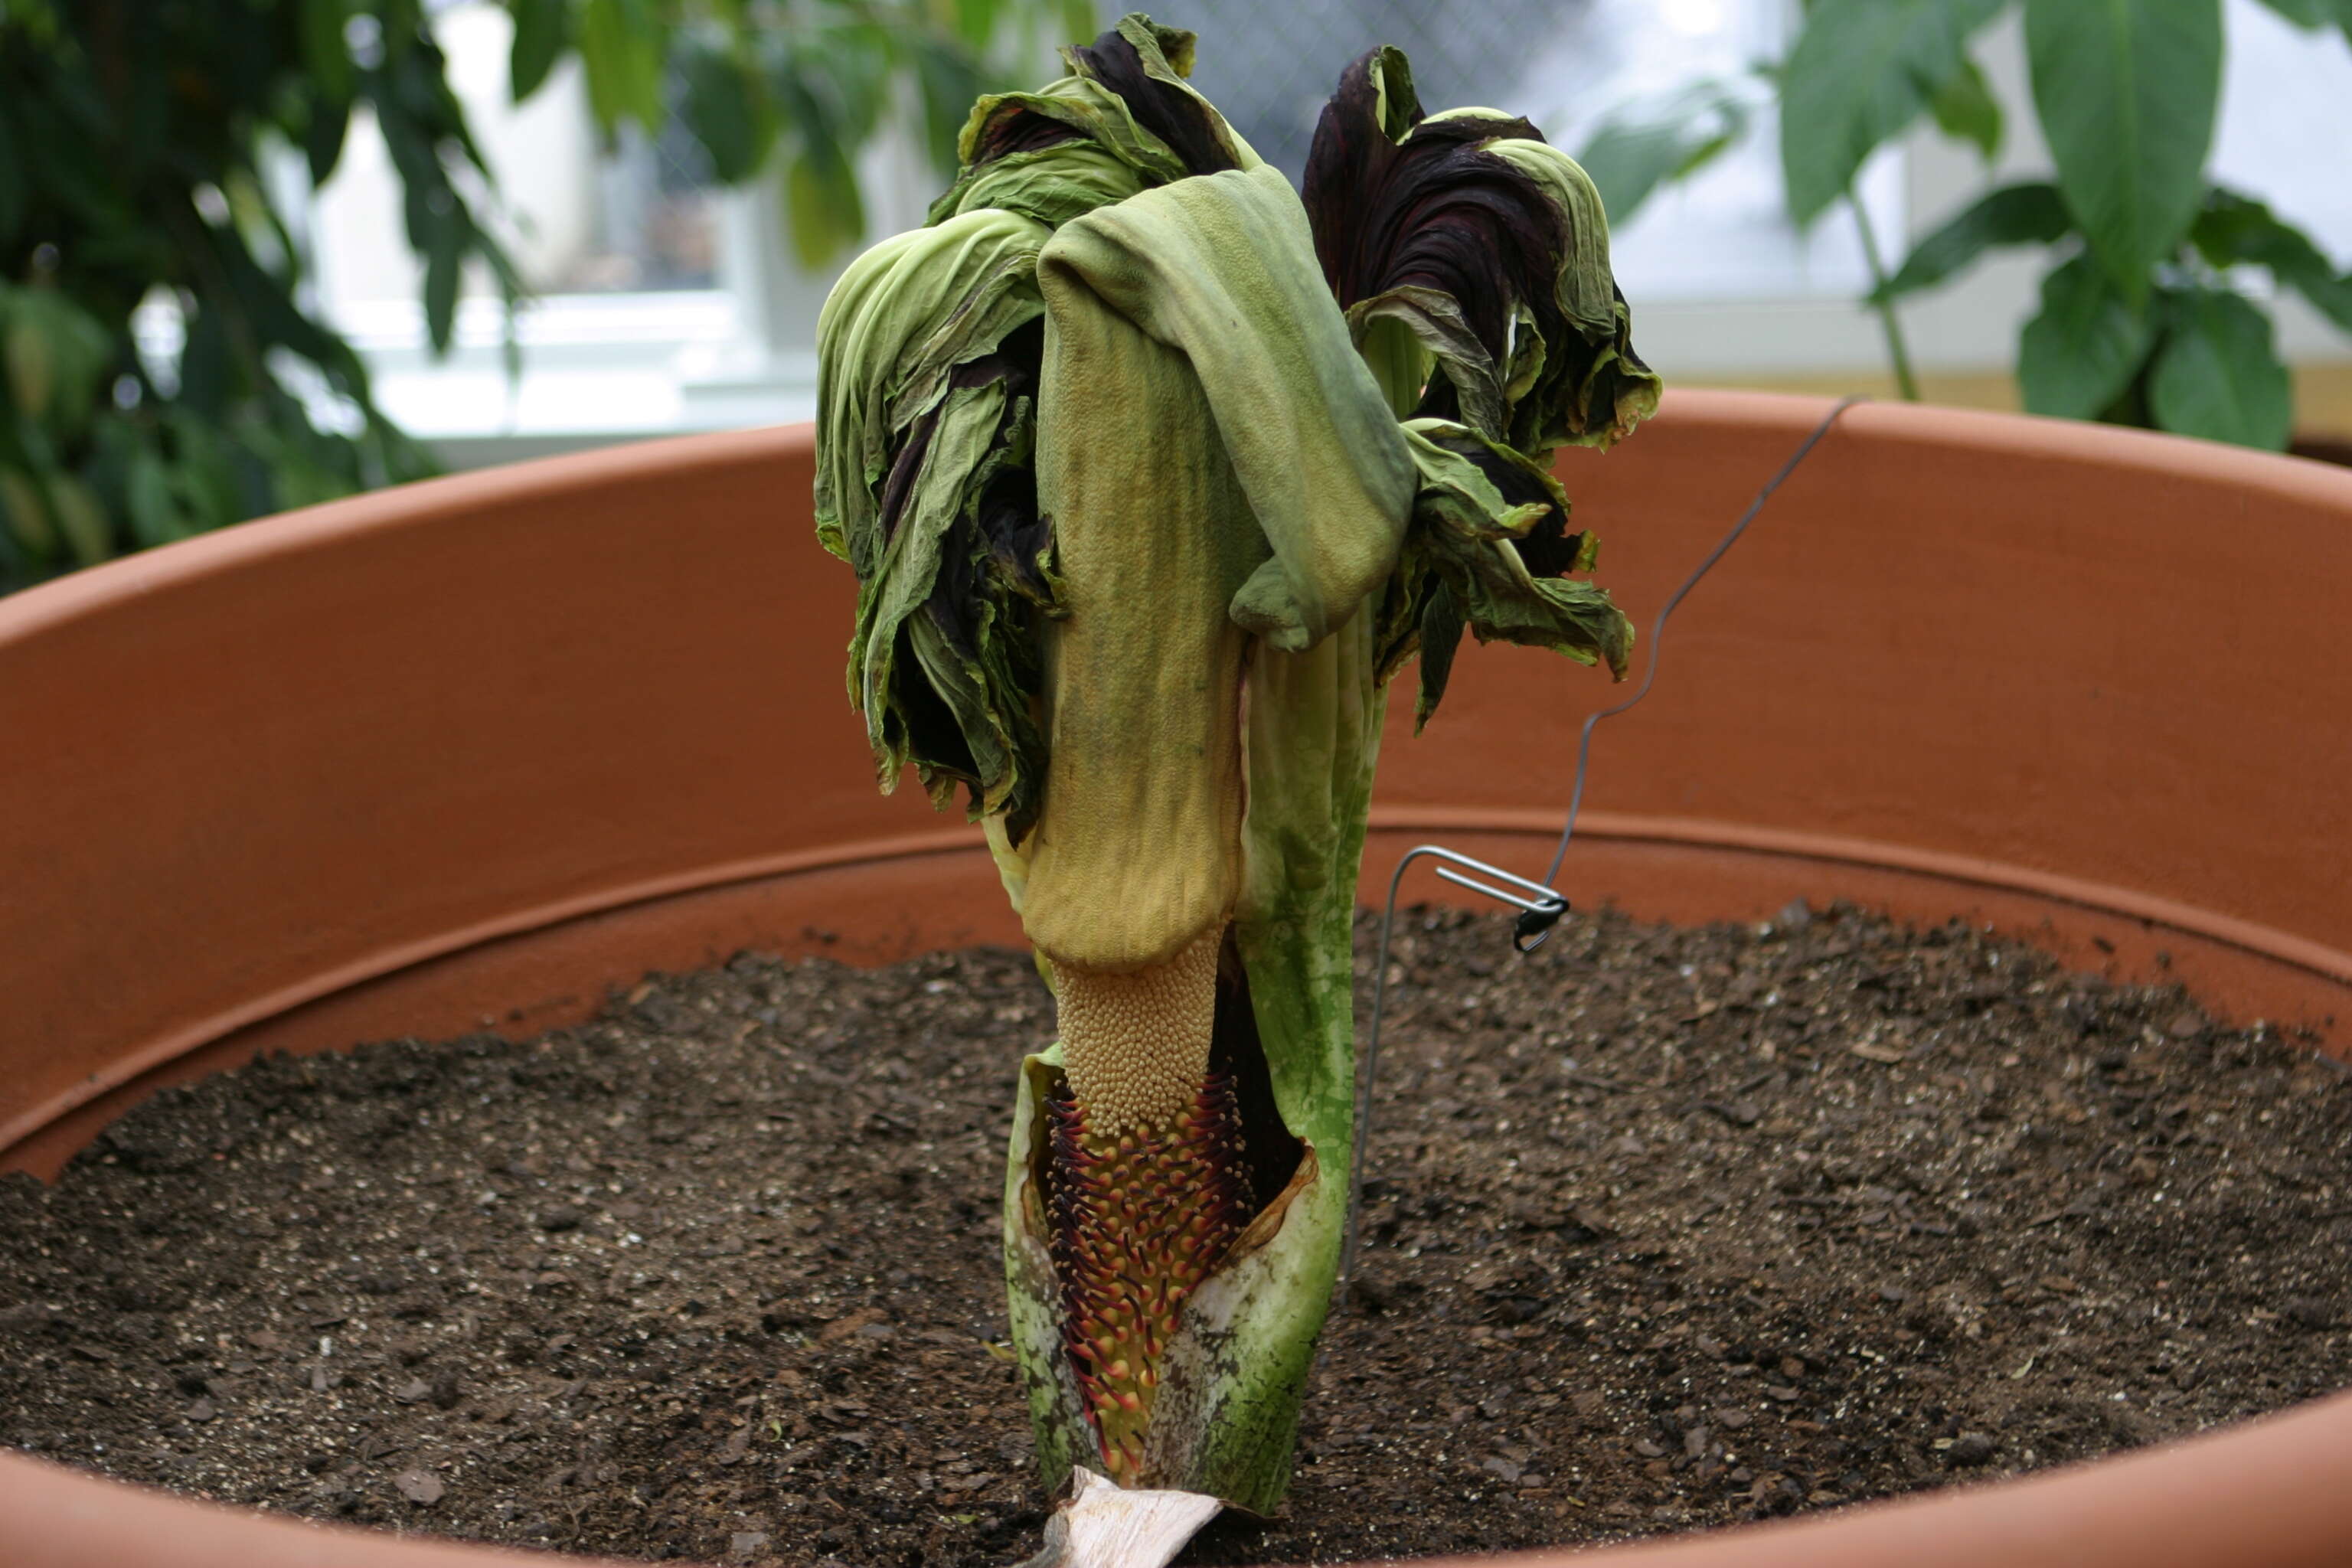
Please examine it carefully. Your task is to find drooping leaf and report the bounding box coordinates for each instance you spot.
[2023,0,2223,305]
[2192,186,2352,332]
[509,0,569,102]
[1572,77,1755,226]
[2017,251,2157,420]
[1779,0,2006,226]
[1875,182,2072,301]
[1928,54,2003,163]
[2148,286,2292,449]
[815,209,1053,829]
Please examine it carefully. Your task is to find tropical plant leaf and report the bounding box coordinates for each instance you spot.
[577,0,666,134]
[509,0,569,102]
[2191,186,2352,332]
[2148,286,2292,449]
[681,39,776,184]
[1573,77,1754,227]
[2017,251,2156,420]
[299,0,353,106]
[1779,0,2006,226]
[1875,182,2072,301]
[1928,54,2002,162]
[2023,0,2223,305]
[0,107,23,245]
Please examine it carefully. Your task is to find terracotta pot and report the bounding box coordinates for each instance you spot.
[4,390,2350,1566]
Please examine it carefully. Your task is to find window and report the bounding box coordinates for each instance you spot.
[304,1,2349,464]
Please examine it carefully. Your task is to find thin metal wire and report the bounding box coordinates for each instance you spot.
[1338,397,1866,1292]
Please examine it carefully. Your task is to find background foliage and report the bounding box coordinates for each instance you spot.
[1578,0,2352,449]
[0,0,1090,593]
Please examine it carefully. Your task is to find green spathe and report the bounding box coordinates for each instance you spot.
[815,11,1656,1512]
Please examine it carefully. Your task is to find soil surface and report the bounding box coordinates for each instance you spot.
[5,903,2350,1567]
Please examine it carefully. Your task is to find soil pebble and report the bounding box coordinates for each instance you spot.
[2,904,2349,1566]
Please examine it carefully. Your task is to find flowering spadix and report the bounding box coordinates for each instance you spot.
[815,13,1658,1511]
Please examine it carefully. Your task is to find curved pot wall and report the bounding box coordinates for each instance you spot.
[3,390,2351,1566]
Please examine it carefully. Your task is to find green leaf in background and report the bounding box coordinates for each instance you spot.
[1875,182,2072,301]
[1057,0,1098,48]
[304,94,354,184]
[1928,55,2003,163]
[299,0,353,104]
[2023,0,2223,307]
[0,108,23,245]
[2191,186,2352,332]
[577,0,666,134]
[681,39,777,184]
[422,211,465,354]
[785,150,864,270]
[910,34,987,172]
[46,472,113,566]
[510,0,569,102]
[2263,0,2352,42]
[2148,286,2292,449]
[1574,77,1754,227]
[2017,251,2157,419]
[1779,0,2005,226]
[0,468,56,560]
[3,286,113,436]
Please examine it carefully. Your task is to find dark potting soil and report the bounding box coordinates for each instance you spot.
[4,904,2351,1567]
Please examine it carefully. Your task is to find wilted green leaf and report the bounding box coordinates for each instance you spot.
[2191,187,2352,332]
[1573,77,1753,226]
[681,40,776,184]
[1779,0,2005,225]
[2023,0,2222,305]
[510,0,569,101]
[1875,182,2072,301]
[1928,55,2002,162]
[2017,252,2156,420]
[2148,286,2292,449]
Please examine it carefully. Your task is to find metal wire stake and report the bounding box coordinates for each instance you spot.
[1338,397,1865,1295]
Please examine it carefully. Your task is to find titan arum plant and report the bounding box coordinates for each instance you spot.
[815,15,1658,1516]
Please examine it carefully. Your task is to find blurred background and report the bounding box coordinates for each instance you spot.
[2,0,2348,590]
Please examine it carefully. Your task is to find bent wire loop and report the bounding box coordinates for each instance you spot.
[1338,397,1865,1291]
